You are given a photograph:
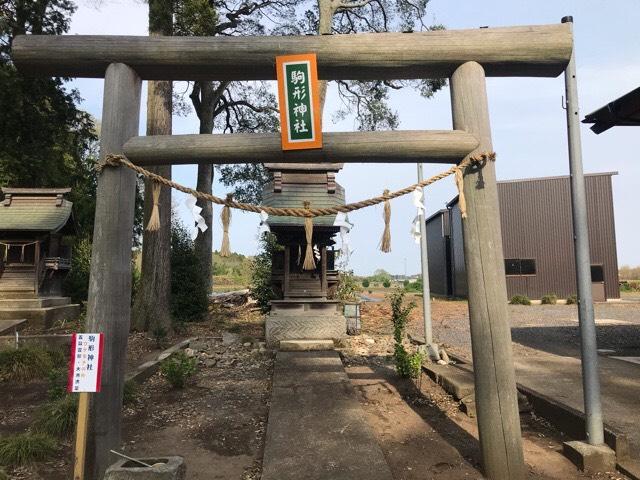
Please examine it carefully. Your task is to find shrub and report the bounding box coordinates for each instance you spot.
[0,433,57,466]
[160,352,197,389]
[404,278,423,293]
[33,395,78,438]
[250,233,281,313]
[566,294,578,305]
[171,220,209,324]
[123,379,138,405]
[336,270,361,302]
[382,279,391,288]
[509,295,531,306]
[361,279,370,288]
[0,347,53,382]
[389,289,422,378]
[63,236,92,303]
[541,293,558,305]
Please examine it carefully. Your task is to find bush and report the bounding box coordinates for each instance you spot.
[541,293,558,305]
[171,220,209,324]
[249,233,281,314]
[123,379,138,406]
[337,270,361,302]
[404,278,423,293]
[566,294,578,305]
[0,348,53,382]
[389,289,422,378]
[361,279,370,288]
[0,433,57,466]
[33,395,78,438]
[382,279,391,288]
[160,351,197,389]
[509,295,531,306]
[63,236,92,303]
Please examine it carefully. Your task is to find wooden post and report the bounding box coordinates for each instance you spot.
[320,246,328,298]
[283,246,290,298]
[73,392,90,480]
[84,63,141,480]
[450,61,525,480]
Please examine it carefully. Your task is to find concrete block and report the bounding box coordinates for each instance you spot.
[460,395,476,418]
[103,456,186,480]
[423,363,475,400]
[617,459,640,480]
[563,441,616,473]
[266,314,345,347]
[279,339,334,351]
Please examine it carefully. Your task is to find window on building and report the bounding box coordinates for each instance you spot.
[504,258,537,276]
[591,265,604,283]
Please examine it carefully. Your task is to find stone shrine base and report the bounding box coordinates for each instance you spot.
[265,299,346,347]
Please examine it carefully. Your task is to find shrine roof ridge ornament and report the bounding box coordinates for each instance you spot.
[12,23,572,81]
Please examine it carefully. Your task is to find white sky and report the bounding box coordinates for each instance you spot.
[68,0,640,275]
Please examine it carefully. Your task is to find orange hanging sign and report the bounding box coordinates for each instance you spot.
[276,53,322,150]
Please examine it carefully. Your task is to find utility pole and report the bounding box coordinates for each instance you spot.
[562,15,605,446]
[417,163,433,346]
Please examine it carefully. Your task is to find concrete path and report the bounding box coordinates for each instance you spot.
[512,349,640,457]
[261,351,394,480]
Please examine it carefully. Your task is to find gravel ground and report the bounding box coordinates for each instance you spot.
[398,298,640,360]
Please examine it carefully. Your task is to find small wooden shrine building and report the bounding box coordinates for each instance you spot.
[0,188,75,298]
[261,163,347,344]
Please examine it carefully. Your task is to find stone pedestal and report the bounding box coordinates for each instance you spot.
[563,441,616,473]
[266,300,345,347]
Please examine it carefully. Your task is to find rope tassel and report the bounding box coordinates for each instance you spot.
[220,194,232,257]
[302,201,316,271]
[146,182,161,231]
[380,189,392,253]
[454,167,467,219]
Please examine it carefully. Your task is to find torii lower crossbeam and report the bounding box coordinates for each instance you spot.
[122,130,479,165]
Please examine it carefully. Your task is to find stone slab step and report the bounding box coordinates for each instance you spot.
[0,297,72,308]
[0,304,81,328]
[0,319,28,335]
[279,339,334,351]
[262,351,393,480]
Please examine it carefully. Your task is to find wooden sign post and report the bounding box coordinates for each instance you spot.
[68,333,105,480]
[276,53,322,150]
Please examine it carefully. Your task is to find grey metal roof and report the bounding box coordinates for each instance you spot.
[0,190,73,233]
[583,86,640,134]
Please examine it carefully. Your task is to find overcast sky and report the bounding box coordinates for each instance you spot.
[67,0,640,275]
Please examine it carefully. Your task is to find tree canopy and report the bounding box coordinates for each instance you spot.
[0,0,99,237]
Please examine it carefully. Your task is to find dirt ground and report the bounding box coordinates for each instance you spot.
[2,293,637,479]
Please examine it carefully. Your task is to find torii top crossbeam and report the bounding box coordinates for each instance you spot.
[13,23,572,81]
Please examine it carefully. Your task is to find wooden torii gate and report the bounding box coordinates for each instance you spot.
[14,22,574,480]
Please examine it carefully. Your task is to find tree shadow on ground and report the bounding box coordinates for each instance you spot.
[510,324,640,358]
[345,356,483,473]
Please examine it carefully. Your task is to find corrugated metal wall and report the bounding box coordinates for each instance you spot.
[425,211,448,296]
[450,202,468,298]
[425,173,620,300]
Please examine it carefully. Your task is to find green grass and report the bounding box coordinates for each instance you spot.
[0,433,57,466]
[0,347,54,382]
[541,293,558,305]
[509,295,531,306]
[160,352,197,389]
[0,466,8,480]
[123,379,138,406]
[33,395,78,438]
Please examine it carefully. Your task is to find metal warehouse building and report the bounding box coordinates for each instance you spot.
[426,172,619,301]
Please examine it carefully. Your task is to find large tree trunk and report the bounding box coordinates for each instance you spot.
[132,0,173,332]
[193,81,216,294]
[317,0,336,112]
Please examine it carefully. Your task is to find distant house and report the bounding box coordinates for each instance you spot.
[426,172,619,301]
[0,188,76,299]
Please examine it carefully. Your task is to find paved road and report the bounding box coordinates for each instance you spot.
[416,300,640,460]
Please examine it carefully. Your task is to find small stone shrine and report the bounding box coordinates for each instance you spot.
[261,162,347,345]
